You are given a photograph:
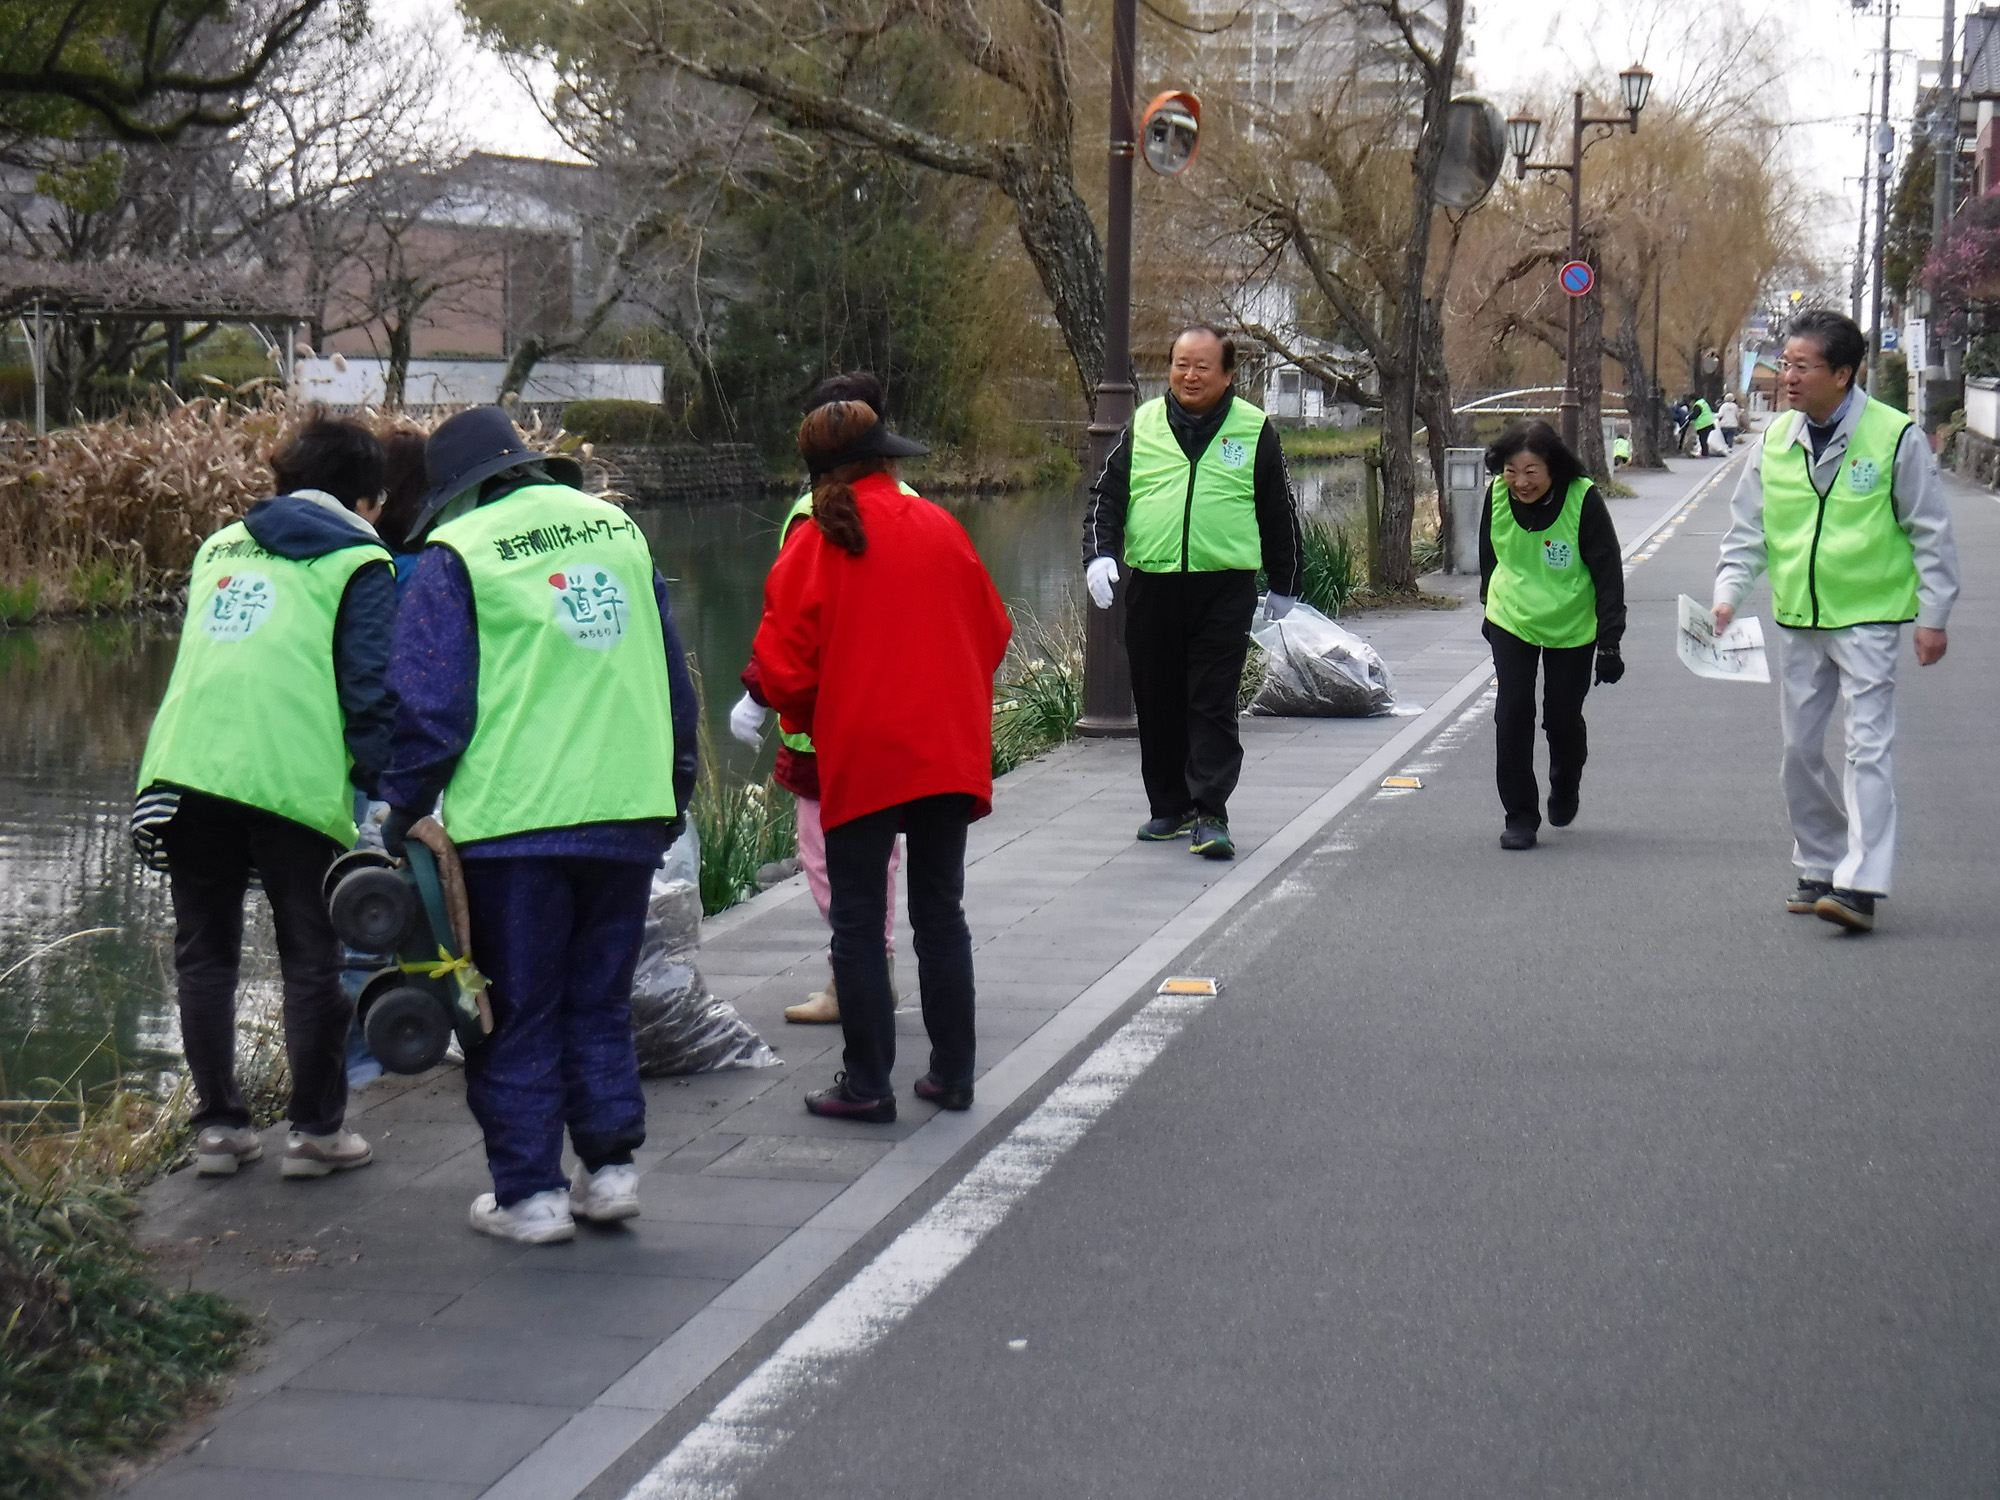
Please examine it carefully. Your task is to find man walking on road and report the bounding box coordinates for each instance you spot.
[1713,309,1958,932]
[1082,325,1302,862]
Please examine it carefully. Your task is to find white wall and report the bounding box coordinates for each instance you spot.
[296,358,663,408]
[1965,377,2000,441]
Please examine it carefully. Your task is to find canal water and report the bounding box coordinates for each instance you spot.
[0,464,1362,1094]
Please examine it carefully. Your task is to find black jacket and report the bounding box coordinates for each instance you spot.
[1477,481,1626,651]
[241,494,399,796]
[1081,390,1304,596]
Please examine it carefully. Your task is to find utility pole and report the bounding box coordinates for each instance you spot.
[1869,0,1895,372]
[1853,65,1876,321]
[1077,0,1137,735]
[1929,0,1960,424]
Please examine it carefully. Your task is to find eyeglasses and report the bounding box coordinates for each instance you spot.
[1776,360,1829,376]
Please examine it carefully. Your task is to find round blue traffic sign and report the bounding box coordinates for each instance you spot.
[1560,260,1595,297]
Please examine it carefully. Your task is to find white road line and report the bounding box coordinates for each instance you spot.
[613,461,1727,1500]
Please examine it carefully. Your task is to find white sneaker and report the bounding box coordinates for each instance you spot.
[469,1188,576,1244]
[195,1124,263,1176]
[281,1128,372,1179]
[570,1162,641,1223]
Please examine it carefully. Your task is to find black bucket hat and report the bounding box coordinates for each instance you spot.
[413,406,585,537]
[803,415,929,477]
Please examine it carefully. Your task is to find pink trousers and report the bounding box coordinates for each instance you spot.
[796,795,897,952]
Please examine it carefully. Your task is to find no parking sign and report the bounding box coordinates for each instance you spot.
[1559,260,1595,297]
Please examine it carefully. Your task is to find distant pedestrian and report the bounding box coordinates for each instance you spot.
[1688,394,1720,456]
[132,417,396,1179]
[378,407,699,1243]
[1081,324,1303,861]
[748,400,1011,1122]
[1671,398,1692,453]
[1479,420,1626,849]
[1717,393,1744,451]
[1713,308,1958,932]
[1612,433,1633,468]
[731,371,903,1027]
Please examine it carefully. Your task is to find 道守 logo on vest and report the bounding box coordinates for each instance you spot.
[1847,456,1880,491]
[1217,437,1249,468]
[549,565,630,648]
[1541,538,1574,570]
[200,572,275,640]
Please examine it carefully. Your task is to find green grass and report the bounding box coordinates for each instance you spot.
[687,699,798,918]
[0,1155,251,1500]
[991,610,1084,776]
[1277,425,1380,461]
[65,560,135,615]
[0,577,39,625]
[1295,518,1363,616]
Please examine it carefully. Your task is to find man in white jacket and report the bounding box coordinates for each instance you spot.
[1713,309,1958,932]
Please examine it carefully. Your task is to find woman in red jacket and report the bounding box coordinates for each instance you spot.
[746,401,1012,1121]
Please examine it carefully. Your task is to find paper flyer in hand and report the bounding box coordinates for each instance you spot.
[1677,594,1771,683]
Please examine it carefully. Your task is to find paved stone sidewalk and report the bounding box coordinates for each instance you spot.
[124,460,1726,1500]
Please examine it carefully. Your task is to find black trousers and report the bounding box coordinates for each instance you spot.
[1485,620,1595,832]
[162,790,352,1135]
[1125,568,1258,821]
[825,793,977,1099]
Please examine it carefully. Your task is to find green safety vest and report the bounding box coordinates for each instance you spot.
[1692,399,1717,430]
[430,483,678,843]
[139,520,389,845]
[1123,395,1267,573]
[1484,476,1598,649]
[1761,396,1919,630]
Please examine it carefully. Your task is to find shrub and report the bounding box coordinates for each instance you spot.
[1295,517,1361,616]
[562,399,678,446]
[1877,350,1909,413]
[991,609,1084,776]
[0,578,38,625]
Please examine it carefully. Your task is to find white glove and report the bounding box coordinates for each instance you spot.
[728,692,769,747]
[1263,592,1296,622]
[1086,556,1119,610]
[355,800,391,852]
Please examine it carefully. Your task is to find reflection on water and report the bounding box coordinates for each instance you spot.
[0,462,1357,1088]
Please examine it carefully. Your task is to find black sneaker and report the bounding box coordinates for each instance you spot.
[1188,818,1234,860]
[803,1072,897,1123]
[914,1074,974,1111]
[1786,878,1833,914]
[1137,812,1196,841]
[1814,888,1877,932]
[1548,792,1579,828]
[1499,826,1537,850]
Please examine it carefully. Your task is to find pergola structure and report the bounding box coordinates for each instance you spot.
[1,258,307,435]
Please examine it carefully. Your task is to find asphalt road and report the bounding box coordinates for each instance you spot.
[715,472,2000,1498]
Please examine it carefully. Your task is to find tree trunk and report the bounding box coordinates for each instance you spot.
[1574,254,1609,480]
[998,147,1106,404]
[1416,292,1457,569]
[1376,359,1419,592]
[385,314,412,407]
[498,332,547,406]
[1610,294,1664,469]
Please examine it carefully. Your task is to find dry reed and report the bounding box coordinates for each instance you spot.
[0,390,599,622]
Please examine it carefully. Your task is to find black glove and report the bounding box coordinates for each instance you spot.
[1594,648,1625,686]
[381,805,417,858]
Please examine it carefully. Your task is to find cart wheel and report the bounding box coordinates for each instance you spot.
[323,847,395,907]
[329,867,419,953]
[363,986,451,1075]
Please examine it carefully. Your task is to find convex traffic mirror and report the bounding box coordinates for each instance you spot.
[1434,97,1506,210]
[1141,91,1201,176]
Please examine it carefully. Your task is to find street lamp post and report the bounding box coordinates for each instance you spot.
[1077,0,1140,737]
[1506,63,1653,451]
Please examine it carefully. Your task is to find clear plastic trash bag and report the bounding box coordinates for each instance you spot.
[1246,600,1396,717]
[630,829,780,1076]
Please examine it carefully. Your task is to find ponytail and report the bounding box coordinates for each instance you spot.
[811,475,867,557]
[797,399,890,557]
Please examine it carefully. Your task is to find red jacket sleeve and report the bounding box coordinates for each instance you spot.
[749,529,825,731]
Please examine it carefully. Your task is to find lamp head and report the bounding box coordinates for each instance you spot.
[1619,63,1653,118]
[1507,114,1541,172]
